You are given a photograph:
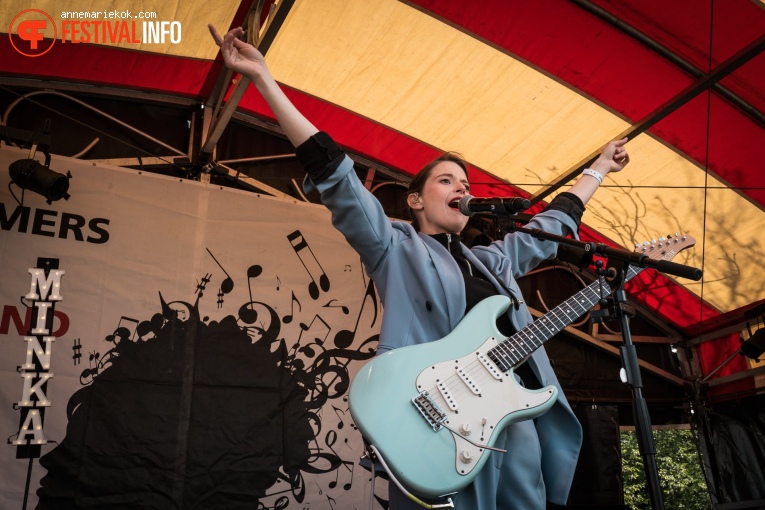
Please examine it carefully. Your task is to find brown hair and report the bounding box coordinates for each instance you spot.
[405,152,469,231]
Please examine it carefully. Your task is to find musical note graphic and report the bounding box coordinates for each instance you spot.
[333,280,378,349]
[237,300,281,344]
[283,292,302,324]
[247,264,262,281]
[323,299,349,315]
[206,248,235,295]
[344,396,360,431]
[72,338,82,365]
[195,273,212,297]
[328,461,354,491]
[257,496,289,510]
[65,249,380,509]
[331,405,346,429]
[79,350,102,384]
[136,316,160,340]
[240,264,264,324]
[106,316,140,345]
[287,230,330,300]
[295,314,332,358]
[344,265,351,272]
[324,429,354,491]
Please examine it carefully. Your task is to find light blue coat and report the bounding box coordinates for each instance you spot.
[305,156,582,508]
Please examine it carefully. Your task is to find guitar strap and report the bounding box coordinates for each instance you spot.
[483,266,521,311]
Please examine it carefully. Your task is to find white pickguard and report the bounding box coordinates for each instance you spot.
[414,336,557,476]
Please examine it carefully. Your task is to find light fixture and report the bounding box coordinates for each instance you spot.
[9,158,71,204]
[741,328,765,361]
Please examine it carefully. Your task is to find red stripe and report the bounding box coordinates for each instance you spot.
[721,54,765,115]
[592,0,765,70]
[686,299,765,338]
[698,333,753,398]
[1,36,215,98]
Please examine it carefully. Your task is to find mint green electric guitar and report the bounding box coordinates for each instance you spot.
[348,234,694,500]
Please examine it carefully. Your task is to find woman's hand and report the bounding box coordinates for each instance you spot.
[592,137,629,175]
[208,25,270,82]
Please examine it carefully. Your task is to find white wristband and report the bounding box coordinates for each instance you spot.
[582,168,604,185]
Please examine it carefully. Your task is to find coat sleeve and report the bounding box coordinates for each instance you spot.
[302,154,404,274]
[471,208,579,278]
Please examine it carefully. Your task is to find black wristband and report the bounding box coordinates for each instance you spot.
[295,131,346,184]
[545,192,585,226]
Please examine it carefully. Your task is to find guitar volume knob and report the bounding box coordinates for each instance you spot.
[459,450,474,464]
[459,423,472,436]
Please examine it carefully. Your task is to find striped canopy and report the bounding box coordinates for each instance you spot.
[2,0,764,382]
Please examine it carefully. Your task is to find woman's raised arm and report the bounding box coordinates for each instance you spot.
[209,24,318,147]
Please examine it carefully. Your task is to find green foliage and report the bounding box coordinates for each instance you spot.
[621,429,710,510]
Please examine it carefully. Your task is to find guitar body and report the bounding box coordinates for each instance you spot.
[348,233,697,500]
[348,295,557,499]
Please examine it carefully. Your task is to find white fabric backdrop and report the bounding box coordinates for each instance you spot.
[0,145,387,509]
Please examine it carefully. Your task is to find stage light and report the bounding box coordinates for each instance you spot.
[741,328,765,361]
[9,159,70,203]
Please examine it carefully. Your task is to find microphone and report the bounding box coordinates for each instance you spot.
[458,194,531,216]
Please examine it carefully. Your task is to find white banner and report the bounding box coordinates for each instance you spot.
[0,146,387,509]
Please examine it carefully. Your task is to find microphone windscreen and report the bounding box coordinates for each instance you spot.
[458,195,475,216]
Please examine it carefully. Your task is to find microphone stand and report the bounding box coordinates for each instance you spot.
[593,259,665,510]
[496,220,702,510]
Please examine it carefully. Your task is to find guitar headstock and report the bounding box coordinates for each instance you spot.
[634,233,696,262]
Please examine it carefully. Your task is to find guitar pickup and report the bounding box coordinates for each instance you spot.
[456,366,481,395]
[477,353,503,380]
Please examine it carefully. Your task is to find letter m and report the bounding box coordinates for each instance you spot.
[26,269,65,301]
[0,203,30,231]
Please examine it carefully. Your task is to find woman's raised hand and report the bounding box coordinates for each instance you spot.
[592,137,630,175]
[208,25,270,82]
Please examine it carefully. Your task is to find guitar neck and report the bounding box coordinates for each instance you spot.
[489,265,642,371]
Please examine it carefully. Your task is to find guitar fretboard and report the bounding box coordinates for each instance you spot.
[488,265,642,372]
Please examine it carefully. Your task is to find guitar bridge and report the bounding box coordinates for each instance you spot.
[412,391,447,432]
